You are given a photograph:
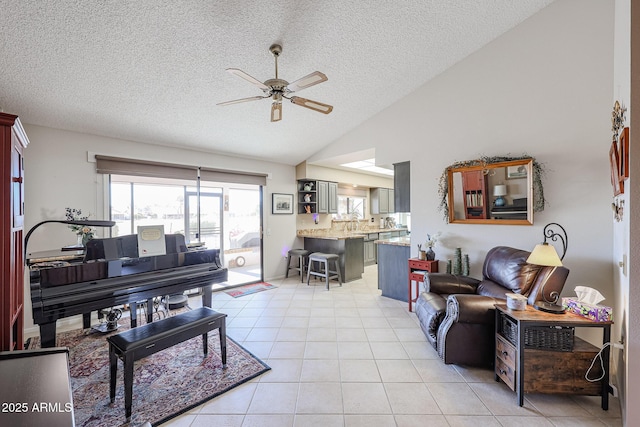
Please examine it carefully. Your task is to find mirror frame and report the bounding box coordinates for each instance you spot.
[447,159,534,225]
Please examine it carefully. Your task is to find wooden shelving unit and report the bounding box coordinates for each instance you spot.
[0,113,29,351]
[461,170,488,219]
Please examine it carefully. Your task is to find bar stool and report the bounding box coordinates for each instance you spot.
[306,252,342,290]
[285,249,310,282]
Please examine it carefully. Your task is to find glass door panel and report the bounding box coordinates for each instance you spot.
[186,191,222,250]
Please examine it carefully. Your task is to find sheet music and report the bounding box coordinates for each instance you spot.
[137,225,167,257]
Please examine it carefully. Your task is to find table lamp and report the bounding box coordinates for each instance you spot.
[24,219,116,260]
[493,184,507,207]
[526,222,567,314]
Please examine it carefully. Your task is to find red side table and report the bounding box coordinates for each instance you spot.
[408,258,438,312]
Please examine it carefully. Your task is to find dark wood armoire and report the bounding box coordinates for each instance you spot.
[0,113,29,351]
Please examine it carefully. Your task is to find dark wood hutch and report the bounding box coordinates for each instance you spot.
[0,113,29,351]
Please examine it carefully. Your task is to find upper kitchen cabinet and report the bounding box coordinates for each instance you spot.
[298,180,337,214]
[371,187,395,214]
[393,161,410,213]
[328,182,338,214]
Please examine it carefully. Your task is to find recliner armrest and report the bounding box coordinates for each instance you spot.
[425,273,480,295]
[446,294,502,324]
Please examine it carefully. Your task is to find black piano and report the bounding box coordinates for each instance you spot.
[29,234,228,348]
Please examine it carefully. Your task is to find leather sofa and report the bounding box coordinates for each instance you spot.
[414,246,569,367]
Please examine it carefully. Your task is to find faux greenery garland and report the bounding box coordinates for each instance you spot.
[437,155,547,222]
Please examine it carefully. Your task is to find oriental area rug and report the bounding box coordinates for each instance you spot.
[26,317,270,427]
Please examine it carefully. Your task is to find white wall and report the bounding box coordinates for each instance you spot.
[616,0,640,424]
[311,0,615,331]
[22,124,297,332]
[316,0,613,294]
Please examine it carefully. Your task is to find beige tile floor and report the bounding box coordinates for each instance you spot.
[164,265,622,427]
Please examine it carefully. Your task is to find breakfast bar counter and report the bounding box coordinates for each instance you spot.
[302,236,364,282]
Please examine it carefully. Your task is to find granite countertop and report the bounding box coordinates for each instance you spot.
[374,236,411,247]
[297,231,366,240]
[297,227,407,241]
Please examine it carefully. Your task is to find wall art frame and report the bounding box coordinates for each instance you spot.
[272,193,294,214]
[609,140,623,196]
[619,126,629,180]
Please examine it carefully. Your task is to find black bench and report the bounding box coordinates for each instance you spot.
[107,306,227,421]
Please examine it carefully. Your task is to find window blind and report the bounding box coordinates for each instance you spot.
[95,155,267,186]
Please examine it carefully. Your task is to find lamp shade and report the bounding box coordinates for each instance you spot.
[493,184,507,197]
[526,243,563,267]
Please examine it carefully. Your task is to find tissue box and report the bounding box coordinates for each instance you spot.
[562,297,613,322]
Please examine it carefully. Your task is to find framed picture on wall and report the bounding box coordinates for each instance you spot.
[610,140,623,196]
[272,193,294,214]
[506,165,528,179]
[619,126,629,180]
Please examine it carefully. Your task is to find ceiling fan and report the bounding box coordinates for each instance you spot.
[217,44,333,122]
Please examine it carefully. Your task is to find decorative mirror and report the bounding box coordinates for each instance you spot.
[439,157,545,225]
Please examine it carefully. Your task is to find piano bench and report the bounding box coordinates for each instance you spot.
[106,306,227,422]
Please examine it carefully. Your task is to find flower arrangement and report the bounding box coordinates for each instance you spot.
[65,207,94,244]
[426,232,441,249]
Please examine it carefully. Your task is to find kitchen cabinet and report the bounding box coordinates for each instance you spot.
[298,180,338,214]
[393,161,410,212]
[298,180,317,214]
[376,239,410,301]
[318,181,328,213]
[328,182,338,214]
[363,233,378,266]
[371,187,394,214]
[298,179,338,214]
[303,236,364,282]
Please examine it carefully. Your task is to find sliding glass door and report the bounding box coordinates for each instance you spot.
[109,176,262,286]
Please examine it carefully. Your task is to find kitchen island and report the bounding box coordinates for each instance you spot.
[376,236,411,301]
[301,234,364,282]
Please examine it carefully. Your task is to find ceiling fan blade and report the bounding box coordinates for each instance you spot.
[290,96,333,114]
[286,71,328,93]
[226,68,270,91]
[271,102,282,122]
[217,96,266,106]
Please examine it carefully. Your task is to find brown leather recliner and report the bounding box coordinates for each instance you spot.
[414,246,569,367]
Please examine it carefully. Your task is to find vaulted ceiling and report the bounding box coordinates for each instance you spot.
[0,1,555,165]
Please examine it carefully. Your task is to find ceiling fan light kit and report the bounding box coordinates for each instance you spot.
[218,44,333,122]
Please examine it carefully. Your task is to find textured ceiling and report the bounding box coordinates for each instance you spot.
[0,0,555,166]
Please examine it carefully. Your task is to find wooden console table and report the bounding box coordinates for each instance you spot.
[408,258,438,312]
[495,304,612,409]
